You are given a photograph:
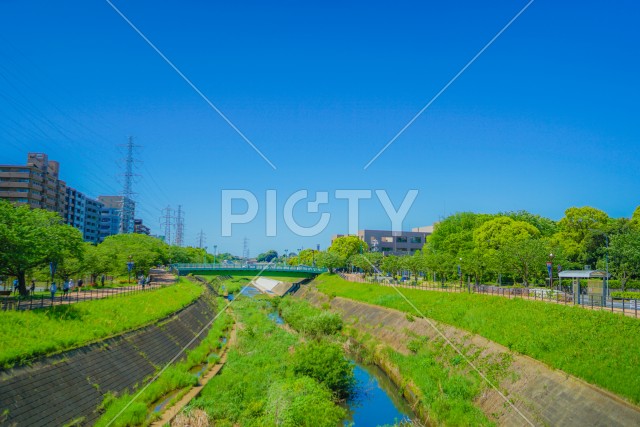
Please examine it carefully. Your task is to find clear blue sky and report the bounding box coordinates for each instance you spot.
[1,1,638,256]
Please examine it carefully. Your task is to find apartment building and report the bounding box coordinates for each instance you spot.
[84,198,104,244]
[0,152,66,216]
[97,195,135,234]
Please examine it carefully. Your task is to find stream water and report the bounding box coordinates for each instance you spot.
[266,309,415,426]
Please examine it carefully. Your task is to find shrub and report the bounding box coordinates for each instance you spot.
[292,340,354,399]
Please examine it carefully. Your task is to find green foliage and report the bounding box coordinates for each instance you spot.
[256,249,278,263]
[610,291,640,299]
[0,279,202,368]
[191,299,347,426]
[328,235,368,260]
[279,298,343,337]
[0,200,84,295]
[316,274,640,404]
[316,251,345,273]
[96,234,168,276]
[292,340,355,399]
[426,212,494,256]
[609,230,640,290]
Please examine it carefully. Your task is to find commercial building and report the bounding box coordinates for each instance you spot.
[331,227,433,255]
[0,152,66,216]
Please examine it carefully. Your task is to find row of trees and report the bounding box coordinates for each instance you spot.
[0,201,214,296]
[312,206,640,288]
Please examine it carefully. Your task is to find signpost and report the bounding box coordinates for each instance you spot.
[127,257,135,284]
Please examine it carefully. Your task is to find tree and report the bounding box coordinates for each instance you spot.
[0,201,84,296]
[316,251,344,273]
[555,206,610,266]
[501,210,557,236]
[460,249,486,285]
[631,206,640,231]
[502,238,551,286]
[426,212,495,256]
[257,250,279,263]
[609,230,640,290]
[473,216,541,251]
[381,255,401,277]
[424,251,456,284]
[328,236,367,260]
[96,234,168,277]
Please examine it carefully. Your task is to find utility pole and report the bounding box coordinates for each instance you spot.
[160,206,173,244]
[175,205,185,247]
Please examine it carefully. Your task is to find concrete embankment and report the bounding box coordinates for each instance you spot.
[298,287,640,427]
[0,296,214,426]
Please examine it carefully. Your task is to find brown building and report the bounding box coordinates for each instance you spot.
[0,153,66,216]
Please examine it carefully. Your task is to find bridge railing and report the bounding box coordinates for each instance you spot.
[172,263,327,274]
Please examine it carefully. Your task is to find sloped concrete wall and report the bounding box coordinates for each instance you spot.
[0,297,214,426]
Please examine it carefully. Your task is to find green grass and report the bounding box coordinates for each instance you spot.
[95,297,233,427]
[0,278,203,368]
[190,298,348,427]
[315,273,640,404]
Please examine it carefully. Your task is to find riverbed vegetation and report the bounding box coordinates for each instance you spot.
[189,297,353,426]
[0,278,202,368]
[316,273,640,404]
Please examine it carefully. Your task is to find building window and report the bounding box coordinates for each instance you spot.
[410,237,422,243]
[381,247,392,252]
[382,236,393,243]
[396,236,407,243]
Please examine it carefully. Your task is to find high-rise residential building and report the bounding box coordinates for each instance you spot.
[99,207,121,241]
[97,195,135,234]
[65,187,86,236]
[84,198,104,244]
[0,152,66,216]
[134,218,150,235]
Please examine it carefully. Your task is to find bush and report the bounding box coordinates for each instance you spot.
[611,291,640,299]
[292,340,354,399]
[279,298,343,337]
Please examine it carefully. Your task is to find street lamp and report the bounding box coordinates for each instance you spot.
[284,249,288,266]
[458,258,462,288]
[213,245,217,265]
[203,246,208,265]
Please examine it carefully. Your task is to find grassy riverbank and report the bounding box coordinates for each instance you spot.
[315,273,640,404]
[0,278,202,368]
[95,297,233,427]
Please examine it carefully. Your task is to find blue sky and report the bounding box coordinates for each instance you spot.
[1,1,638,256]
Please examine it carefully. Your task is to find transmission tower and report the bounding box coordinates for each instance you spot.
[160,205,173,244]
[119,136,140,234]
[197,230,206,249]
[242,237,250,259]
[175,205,185,247]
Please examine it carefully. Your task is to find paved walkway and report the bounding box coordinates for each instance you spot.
[1,269,175,311]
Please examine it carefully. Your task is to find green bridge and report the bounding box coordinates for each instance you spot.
[171,263,327,278]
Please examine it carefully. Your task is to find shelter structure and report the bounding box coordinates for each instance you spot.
[558,270,610,305]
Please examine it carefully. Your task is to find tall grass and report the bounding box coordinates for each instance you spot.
[190,298,348,426]
[0,278,203,368]
[316,273,640,404]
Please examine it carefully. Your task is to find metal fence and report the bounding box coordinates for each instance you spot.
[1,284,161,312]
[337,273,640,319]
